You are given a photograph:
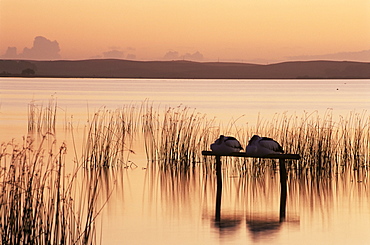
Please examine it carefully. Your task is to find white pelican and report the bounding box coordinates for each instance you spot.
[211,135,243,155]
[245,135,284,156]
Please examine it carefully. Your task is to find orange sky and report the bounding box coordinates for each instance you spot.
[1,0,369,62]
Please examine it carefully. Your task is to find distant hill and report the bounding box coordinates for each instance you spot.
[1,59,370,79]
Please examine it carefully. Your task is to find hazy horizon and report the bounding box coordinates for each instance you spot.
[1,0,369,63]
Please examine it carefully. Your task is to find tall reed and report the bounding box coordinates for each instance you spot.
[242,109,370,176]
[82,106,138,168]
[142,104,218,170]
[28,97,58,134]
[0,134,101,244]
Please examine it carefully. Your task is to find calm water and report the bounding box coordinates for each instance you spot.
[1,78,370,244]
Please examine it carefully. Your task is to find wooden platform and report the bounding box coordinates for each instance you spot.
[201,150,301,160]
[202,150,301,222]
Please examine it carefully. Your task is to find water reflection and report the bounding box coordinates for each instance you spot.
[213,156,292,242]
[246,215,282,242]
[212,214,243,238]
[7,145,367,244]
[140,157,370,244]
[140,157,302,243]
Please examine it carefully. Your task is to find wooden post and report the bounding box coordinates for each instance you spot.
[279,159,287,222]
[215,155,222,222]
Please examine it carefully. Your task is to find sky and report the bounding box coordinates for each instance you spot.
[0,0,370,63]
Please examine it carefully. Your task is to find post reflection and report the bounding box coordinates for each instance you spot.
[213,157,289,241]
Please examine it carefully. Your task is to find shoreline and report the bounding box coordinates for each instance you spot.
[1,59,370,79]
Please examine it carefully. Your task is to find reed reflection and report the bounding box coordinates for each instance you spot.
[144,162,209,220]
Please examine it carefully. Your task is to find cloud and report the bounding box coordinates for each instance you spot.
[103,49,124,58]
[183,51,203,61]
[163,51,179,60]
[95,48,136,60]
[163,50,204,61]
[1,36,61,60]
[20,36,61,59]
[2,47,18,58]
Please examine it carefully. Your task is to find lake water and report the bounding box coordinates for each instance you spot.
[1,78,370,244]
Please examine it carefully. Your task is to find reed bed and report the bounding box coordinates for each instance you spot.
[27,99,370,176]
[82,106,139,168]
[140,105,369,176]
[0,134,101,244]
[239,109,370,176]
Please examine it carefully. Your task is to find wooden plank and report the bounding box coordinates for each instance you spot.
[201,151,301,160]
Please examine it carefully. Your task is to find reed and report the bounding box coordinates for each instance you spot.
[142,104,218,170]
[28,96,58,134]
[0,134,101,244]
[82,106,138,168]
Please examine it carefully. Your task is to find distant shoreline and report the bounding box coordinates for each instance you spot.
[1,59,370,79]
[1,74,368,80]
